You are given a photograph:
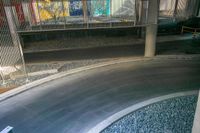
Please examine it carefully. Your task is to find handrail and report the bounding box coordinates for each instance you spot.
[182,26,200,30]
[181,26,200,38]
[181,26,200,34]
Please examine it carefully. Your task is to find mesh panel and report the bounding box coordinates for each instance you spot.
[1,0,199,33]
[0,0,27,85]
[159,0,198,21]
[11,0,142,32]
[159,0,176,17]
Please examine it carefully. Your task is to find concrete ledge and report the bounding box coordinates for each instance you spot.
[88,90,199,133]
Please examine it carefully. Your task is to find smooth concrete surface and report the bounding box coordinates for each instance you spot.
[144,0,159,57]
[0,58,200,133]
[24,45,144,63]
[192,91,200,133]
[0,57,147,102]
[146,0,159,24]
[145,24,158,57]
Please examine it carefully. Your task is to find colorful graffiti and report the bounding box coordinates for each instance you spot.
[14,0,136,24]
[90,0,110,16]
[33,0,111,22]
[33,0,69,22]
[69,0,83,16]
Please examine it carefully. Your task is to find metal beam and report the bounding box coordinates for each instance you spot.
[82,0,88,23]
[173,0,179,19]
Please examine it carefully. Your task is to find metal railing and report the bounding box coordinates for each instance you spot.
[1,0,198,33]
[2,0,150,33]
[181,26,200,38]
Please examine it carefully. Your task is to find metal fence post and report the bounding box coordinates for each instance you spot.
[36,0,42,30]
[6,6,29,82]
[3,0,29,83]
[61,0,67,29]
[0,69,5,85]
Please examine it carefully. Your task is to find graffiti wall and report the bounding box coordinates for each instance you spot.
[33,0,69,23]
[90,0,110,16]
[69,0,83,16]
[33,0,112,21]
[1,0,139,31]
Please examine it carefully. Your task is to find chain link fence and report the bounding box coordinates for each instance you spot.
[0,0,199,87]
[159,0,199,21]
[1,0,198,33]
[6,0,199,33]
[0,0,28,86]
[7,0,151,33]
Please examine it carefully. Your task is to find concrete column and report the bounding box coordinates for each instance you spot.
[82,0,88,23]
[145,24,157,57]
[144,0,159,57]
[197,0,200,17]
[192,91,200,133]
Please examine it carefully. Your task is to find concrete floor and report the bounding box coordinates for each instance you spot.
[24,45,144,63]
[0,57,200,133]
[24,38,200,64]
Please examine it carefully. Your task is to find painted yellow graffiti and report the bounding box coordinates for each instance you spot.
[34,0,69,22]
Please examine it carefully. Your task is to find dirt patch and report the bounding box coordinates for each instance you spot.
[0,86,17,94]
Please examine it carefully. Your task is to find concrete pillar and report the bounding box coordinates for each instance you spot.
[192,91,200,133]
[82,0,88,23]
[197,0,200,17]
[145,24,157,57]
[144,0,159,57]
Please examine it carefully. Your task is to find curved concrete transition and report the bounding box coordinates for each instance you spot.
[0,57,200,133]
[89,91,198,133]
[100,92,198,133]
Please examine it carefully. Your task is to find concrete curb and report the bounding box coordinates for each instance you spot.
[155,54,200,59]
[0,56,149,102]
[88,90,199,133]
[193,91,200,133]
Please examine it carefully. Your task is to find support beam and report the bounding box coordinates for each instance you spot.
[197,0,200,17]
[173,0,179,19]
[82,0,88,23]
[145,24,157,57]
[192,91,200,133]
[144,0,159,57]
